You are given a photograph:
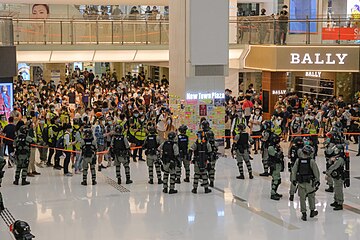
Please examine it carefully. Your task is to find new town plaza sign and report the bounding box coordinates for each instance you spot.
[244,46,360,72]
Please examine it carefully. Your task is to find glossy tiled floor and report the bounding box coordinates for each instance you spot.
[1,142,360,240]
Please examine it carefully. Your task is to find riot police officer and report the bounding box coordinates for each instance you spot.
[110,125,133,185]
[325,144,346,210]
[177,125,190,183]
[143,126,162,184]
[201,120,217,187]
[232,123,254,179]
[13,125,34,186]
[324,130,346,193]
[260,120,273,176]
[80,128,97,186]
[159,132,179,194]
[268,134,285,200]
[288,137,304,201]
[291,145,320,221]
[189,131,212,194]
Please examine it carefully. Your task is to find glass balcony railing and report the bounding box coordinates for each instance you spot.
[1,16,360,46]
[11,18,169,45]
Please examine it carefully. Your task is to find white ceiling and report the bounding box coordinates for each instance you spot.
[0,0,168,5]
[17,49,243,63]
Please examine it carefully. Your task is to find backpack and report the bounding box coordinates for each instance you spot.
[83,139,96,158]
[145,135,158,155]
[113,135,126,152]
[55,132,65,149]
[162,141,175,163]
[16,134,29,155]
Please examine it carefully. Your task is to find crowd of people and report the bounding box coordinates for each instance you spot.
[0,67,355,221]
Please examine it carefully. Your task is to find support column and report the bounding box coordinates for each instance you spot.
[43,63,66,85]
[169,0,229,136]
[169,0,229,135]
[262,71,287,119]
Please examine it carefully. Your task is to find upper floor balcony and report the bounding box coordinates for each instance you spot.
[1,15,359,47]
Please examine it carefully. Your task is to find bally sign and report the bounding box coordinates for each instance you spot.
[244,46,360,72]
[290,53,348,65]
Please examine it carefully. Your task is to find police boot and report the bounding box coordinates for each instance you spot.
[92,180,97,185]
[301,212,307,221]
[236,174,245,179]
[0,202,4,211]
[148,179,154,184]
[204,187,212,194]
[270,194,281,201]
[325,186,334,193]
[191,188,197,194]
[118,178,122,185]
[259,172,269,177]
[175,178,181,184]
[333,204,343,211]
[158,179,163,184]
[126,179,133,184]
[21,180,30,186]
[249,173,254,179]
[330,202,338,207]
[209,181,214,188]
[81,180,87,186]
[275,193,283,198]
[13,179,19,185]
[310,210,318,218]
[289,195,294,201]
[163,188,168,193]
[184,177,190,183]
[169,189,178,194]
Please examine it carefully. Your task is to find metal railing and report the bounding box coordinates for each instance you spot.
[1,16,360,46]
[231,16,360,45]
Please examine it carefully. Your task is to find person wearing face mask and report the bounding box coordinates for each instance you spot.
[249,108,262,154]
[305,112,319,156]
[128,109,142,162]
[104,117,115,167]
[46,105,57,125]
[289,112,303,142]
[94,117,107,171]
[35,117,48,168]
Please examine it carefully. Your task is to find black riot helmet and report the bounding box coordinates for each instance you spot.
[262,120,272,130]
[293,137,304,147]
[83,128,93,139]
[302,145,314,156]
[237,123,246,132]
[11,220,35,240]
[201,120,210,131]
[148,126,157,134]
[168,132,176,140]
[178,124,188,134]
[270,134,280,145]
[115,125,123,134]
[19,125,28,135]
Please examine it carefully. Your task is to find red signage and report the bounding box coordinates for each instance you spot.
[199,105,207,116]
[322,27,360,41]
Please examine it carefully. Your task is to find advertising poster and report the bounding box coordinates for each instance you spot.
[18,63,30,81]
[0,83,13,120]
[199,104,207,116]
[51,70,61,85]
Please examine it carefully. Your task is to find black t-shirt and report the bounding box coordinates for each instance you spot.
[3,123,16,143]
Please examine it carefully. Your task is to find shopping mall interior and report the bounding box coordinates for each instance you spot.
[1,0,360,239]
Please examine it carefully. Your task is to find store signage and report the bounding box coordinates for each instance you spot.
[290,53,348,65]
[186,92,225,100]
[272,90,287,95]
[305,71,322,78]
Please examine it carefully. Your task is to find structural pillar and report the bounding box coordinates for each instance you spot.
[169,0,229,136]
[262,71,287,119]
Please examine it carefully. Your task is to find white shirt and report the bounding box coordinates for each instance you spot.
[251,114,262,132]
